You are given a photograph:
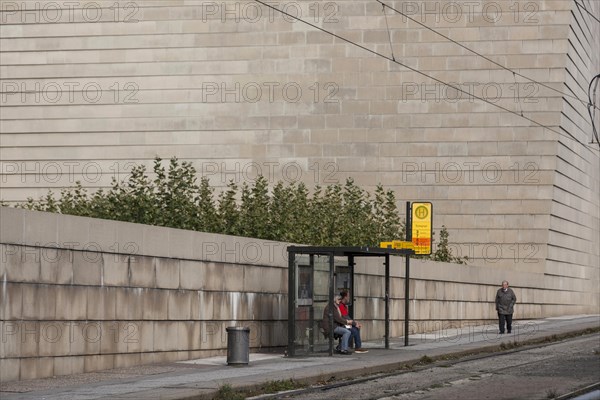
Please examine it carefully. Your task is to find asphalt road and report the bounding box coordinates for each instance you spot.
[276,333,600,400]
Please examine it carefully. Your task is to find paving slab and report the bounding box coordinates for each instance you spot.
[1,315,598,400]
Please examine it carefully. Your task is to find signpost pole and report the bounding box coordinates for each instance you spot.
[385,253,390,349]
[288,251,296,356]
[405,202,411,347]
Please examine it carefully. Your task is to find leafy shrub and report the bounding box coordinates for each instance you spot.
[14,157,464,262]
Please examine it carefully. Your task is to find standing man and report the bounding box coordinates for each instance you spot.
[495,280,517,334]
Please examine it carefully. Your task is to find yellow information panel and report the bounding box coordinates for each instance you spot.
[380,240,415,250]
[411,202,432,255]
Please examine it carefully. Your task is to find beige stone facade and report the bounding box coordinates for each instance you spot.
[0,0,599,330]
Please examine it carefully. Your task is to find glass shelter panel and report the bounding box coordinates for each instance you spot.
[292,255,332,355]
[335,265,351,297]
[291,256,356,355]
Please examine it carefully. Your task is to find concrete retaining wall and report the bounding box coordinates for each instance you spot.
[1,207,597,382]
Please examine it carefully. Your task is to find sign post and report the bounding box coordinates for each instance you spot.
[379,201,433,347]
[405,202,411,347]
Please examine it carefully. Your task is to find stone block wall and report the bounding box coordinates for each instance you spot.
[2,207,598,381]
[353,253,596,341]
[0,207,289,382]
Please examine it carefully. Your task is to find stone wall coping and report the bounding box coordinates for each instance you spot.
[0,207,289,268]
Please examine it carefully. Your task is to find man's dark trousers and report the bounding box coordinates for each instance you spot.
[499,313,513,333]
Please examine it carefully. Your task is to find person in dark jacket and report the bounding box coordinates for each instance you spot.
[321,295,352,354]
[495,280,517,334]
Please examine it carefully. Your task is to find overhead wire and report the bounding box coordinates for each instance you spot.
[588,74,600,145]
[253,0,592,148]
[381,2,396,61]
[572,0,600,147]
[377,0,600,112]
[512,72,524,117]
[575,0,600,24]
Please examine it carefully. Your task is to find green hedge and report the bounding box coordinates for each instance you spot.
[14,157,466,263]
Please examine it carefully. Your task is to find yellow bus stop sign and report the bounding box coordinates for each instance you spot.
[412,202,432,255]
[380,240,415,250]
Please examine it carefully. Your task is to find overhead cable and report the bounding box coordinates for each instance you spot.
[253,0,591,147]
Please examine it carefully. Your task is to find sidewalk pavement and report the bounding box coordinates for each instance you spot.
[1,315,598,400]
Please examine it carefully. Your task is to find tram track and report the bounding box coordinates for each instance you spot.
[248,329,600,400]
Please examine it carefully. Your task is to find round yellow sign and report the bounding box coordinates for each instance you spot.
[415,205,429,219]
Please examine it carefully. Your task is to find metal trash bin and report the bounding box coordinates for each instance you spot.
[226,326,250,365]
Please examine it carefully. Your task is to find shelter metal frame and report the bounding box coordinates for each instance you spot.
[287,246,415,356]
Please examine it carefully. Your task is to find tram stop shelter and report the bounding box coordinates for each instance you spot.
[287,246,415,357]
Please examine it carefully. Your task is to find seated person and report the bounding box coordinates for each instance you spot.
[339,290,368,353]
[321,295,353,354]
